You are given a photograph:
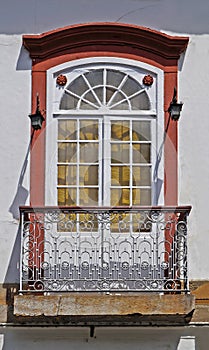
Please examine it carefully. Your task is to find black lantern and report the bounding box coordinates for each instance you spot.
[168,88,183,121]
[29,94,45,130]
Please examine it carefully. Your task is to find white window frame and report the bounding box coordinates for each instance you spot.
[45,57,164,206]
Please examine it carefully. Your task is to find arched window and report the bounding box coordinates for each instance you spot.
[45,59,163,207]
[23,23,189,207]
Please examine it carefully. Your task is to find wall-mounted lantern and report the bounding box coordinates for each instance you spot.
[168,88,183,121]
[29,94,45,130]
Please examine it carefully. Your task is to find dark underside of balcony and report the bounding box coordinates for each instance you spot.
[13,292,195,326]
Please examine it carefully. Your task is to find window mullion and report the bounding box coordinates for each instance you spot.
[103,68,107,106]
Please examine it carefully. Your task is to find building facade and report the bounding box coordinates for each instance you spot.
[1,1,209,349]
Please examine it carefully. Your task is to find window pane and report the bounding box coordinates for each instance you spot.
[58,120,77,140]
[132,188,151,205]
[59,92,79,110]
[84,70,103,87]
[106,87,115,103]
[58,188,76,206]
[81,91,100,108]
[132,166,151,186]
[79,165,98,186]
[111,121,130,141]
[79,188,98,206]
[80,143,98,163]
[132,121,151,141]
[80,100,97,110]
[58,143,77,163]
[107,70,124,87]
[122,77,141,96]
[130,91,150,110]
[111,166,130,186]
[111,143,130,163]
[68,75,88,96]
[111,188,130,206]
[80,120,98,140]
[110,92,129,110]
[93,87,103,103]
[111,101,129,110]
[132,143,151,163]
[58,165,77,185]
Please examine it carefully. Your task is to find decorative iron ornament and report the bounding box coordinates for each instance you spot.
[19,206,190,293]
[56,74,67,86]
[143,75,154,86]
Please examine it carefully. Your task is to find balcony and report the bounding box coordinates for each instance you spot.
[19,205,191,294]
[14,205,195,324]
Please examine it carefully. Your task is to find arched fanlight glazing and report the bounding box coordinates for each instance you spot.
[59,68,150,111]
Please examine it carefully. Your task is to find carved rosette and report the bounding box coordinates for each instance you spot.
[56,74,67,86]
[143,75,154,86]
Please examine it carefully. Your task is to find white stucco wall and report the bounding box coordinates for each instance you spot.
[178,35,209,279]
[0,35,31,283]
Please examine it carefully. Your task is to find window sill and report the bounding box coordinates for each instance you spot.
[14,293,195,326]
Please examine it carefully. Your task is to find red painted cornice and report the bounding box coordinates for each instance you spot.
[23,22,189,62]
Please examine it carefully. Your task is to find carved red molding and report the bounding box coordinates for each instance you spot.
[23,22,188,65]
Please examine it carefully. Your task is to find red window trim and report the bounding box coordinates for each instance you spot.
[23,22,189,207]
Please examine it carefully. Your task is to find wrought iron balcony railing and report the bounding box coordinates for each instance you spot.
[19,206,191,293]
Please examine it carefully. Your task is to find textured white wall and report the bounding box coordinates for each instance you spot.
[0,35,31,282]
[178,35,209,279]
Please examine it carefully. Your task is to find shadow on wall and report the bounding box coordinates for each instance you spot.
[16,45,31,71]
[4,133,35,286]
[3,225,21,286]
[9,131,34,220]
[9,44,33,219]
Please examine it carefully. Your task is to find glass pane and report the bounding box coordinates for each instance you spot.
[132,188,151,205]
[82,91,100,107]
[79,165,98,186]
[111,121,130,141]
[59,92,79,110]
[80,100,97,110]
[84,70,103,87]
[58,188,76,206]
[80,120,98,140]
[106,87,116,102]
[80,143,98,163]
[130,91,150,110]
[58,165,77,185]
[110,92,128,109]
[122,77,141,96]
[68,75,88,96]
[93,87,103,104]
[58,143,77,163]
[133,143,151,163]
[107,70,125,87]
[79,188,98,206]
[132,121,151,141]
[58,120,77,140]
[111,143,130,163]
[132,166,151,186]
[111,188,130,206]
[111,166,130,186]
[111,101,129,110]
